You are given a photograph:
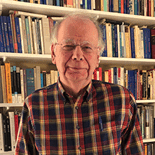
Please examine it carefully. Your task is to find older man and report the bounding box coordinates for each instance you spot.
[15,13,144,155]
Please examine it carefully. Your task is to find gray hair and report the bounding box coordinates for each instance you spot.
[50,13,105,55]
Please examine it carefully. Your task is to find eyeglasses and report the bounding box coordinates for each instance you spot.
[55,41,99,53]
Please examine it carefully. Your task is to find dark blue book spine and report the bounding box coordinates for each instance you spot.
[126,0,129,14]
[82,0,85,9]
[109,0,113,12]
[2,16,10,52]
[147,28,151,59]
[87,0,91,9]
[40,0,44,4]
[0,16,4,52]
[103,25,107,57]
[112,24,115,57]
[134,70,137,100]
[114,25,118,57]
[15,17,22,53]
[7,16,14,53]
[130,27,135,58]
[124,0,127,13]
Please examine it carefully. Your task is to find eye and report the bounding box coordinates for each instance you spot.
[62,44,75,51]
[82,45,93,52]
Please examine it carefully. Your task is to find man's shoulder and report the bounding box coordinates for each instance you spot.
[92,80,130,94]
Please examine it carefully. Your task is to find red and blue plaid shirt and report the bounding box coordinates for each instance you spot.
[15,80,144,155]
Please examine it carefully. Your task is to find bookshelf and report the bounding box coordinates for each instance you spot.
[0,0,155,154]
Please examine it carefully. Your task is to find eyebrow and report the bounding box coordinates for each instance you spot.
[63,39,92,45]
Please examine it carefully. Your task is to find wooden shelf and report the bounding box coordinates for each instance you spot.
[99,57,155,70]
[1,52,155,70]
[143,138,155,143]
[0,103,23,107]
[136,100,155,104]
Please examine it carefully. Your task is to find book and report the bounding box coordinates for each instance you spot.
[7,16,14,53]
[10,13,18,53]
[15,17,22,53]
[0,16,7,52]
[20,15,28,53]
[0,65,7,103]
[20,68,25,103]
[25,17,32,54]
[41,17,51,54]
[8,112,16,151]
[150,28,155,59]
[0,113,4,153]
[3,16,10,53]
[0,59,4,103]
[26,68,35,96]
[5,62,12,103]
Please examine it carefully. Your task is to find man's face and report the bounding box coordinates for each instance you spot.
[51,17,100,85]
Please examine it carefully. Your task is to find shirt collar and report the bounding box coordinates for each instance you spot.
[57,78,92,104]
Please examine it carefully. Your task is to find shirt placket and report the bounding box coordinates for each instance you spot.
[73,96,85,155]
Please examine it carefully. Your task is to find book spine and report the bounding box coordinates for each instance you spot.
[150,28,155,59]
[0,113,4,153]
[3,16,10,53]
[0,16,7,52]
[5,62,12,103]
[7,16,14,53]
[10,13,18,53]
[25,17,32,54]
[15,17,22,53]
[8,112,16,151]
[26,68,35,96]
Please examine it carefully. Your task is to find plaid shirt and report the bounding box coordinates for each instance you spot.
[15,80,144,155]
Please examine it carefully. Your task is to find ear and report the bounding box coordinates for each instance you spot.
[51,44,56,64]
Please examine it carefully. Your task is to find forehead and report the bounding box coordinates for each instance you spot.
[57,17,99,44]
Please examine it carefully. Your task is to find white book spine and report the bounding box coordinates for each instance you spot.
[8,112,16,151]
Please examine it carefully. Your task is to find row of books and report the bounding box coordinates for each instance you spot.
[1,10,155,59]
[0,61,58,103]
[0,111,21,152]
[16,0,155,17]
[1,61,155,103]
[137,105,155,139]
[99,67,155,100]
[0,10,56,54]
[100,20,155,59]
[144,143,155,155]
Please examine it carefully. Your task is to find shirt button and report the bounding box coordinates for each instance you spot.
[78,146,82,150]
[76,125,80,129]
[75,106,78,110]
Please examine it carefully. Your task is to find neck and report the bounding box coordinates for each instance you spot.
[60,78,90,98]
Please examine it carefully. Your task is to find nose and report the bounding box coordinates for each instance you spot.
[72,45,84,61]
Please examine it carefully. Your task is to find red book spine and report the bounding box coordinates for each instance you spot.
[14,114,19,140]
[93,69,97,80]
[151,29,155,59]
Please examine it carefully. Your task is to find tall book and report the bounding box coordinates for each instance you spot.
[7,16,14,53]
[26,68,35,96]
[1,65,7,103]
[5,62,12,103]
[0,113,4,153]
[25,17,32,54]
[41,17,51,54]
[150,28,155,59]
[8,112,16,151]
[10,12,18,53]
